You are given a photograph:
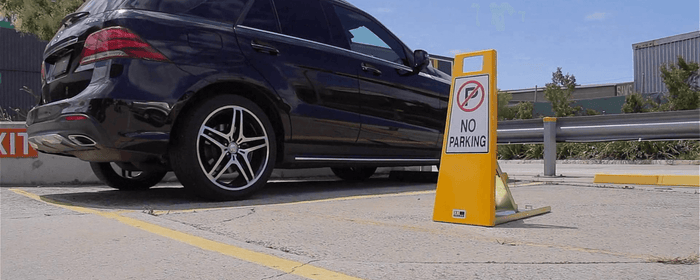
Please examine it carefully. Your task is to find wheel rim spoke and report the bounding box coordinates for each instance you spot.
[233,154,254,183]
[208,152,228,177]
[203,125,228,141]
[201,129,227,149]
[238,136,266,145]
[214,160,234,180]
[241,142,267,154]
[232,108,244,141]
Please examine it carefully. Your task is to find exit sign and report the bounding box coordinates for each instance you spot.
[0,129,39,158]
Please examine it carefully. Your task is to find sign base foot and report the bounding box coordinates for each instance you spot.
[495,206,551,225]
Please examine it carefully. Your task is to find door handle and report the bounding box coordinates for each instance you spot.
[251,41,279,55]
[361,63,382,76]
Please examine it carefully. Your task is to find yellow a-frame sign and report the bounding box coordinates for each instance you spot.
[433,50,550,227]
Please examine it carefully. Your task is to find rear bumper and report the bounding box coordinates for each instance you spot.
[27,106,171,163]
[26,59,193,162]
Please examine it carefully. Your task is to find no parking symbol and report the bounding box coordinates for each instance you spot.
[456,80,486,113]
[446,74,490,154]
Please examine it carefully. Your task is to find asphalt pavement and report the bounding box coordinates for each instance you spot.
[2,162,698,280]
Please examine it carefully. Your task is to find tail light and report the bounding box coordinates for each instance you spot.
[79,27,169,66]
[64,115,88,121]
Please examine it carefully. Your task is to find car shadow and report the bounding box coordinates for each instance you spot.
[39,177,438,212]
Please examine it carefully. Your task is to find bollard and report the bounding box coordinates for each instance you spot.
[543,117,557,177]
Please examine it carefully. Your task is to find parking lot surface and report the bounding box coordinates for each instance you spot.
[2,163,699,279]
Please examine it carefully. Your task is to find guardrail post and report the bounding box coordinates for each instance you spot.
[543,117,557,176]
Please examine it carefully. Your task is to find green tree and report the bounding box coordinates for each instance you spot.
[660,56,700,110]
[544,67,577,117]
[621,92,663,113]
[497,90,516,120]
[0,0,82,41]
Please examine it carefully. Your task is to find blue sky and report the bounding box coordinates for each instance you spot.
[349,0,700,90]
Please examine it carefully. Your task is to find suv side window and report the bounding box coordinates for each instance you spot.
[320,2,351,49]
[273,0,332,45]
[241,0,280,32]
[332,5,407,65]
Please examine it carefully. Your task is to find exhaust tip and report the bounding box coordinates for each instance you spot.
[68,135,96,146]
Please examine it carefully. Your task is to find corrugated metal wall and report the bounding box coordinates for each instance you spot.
[0,27,47,119]
[633,31,700,94]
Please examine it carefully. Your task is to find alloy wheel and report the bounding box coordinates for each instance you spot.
[196,106,270,191]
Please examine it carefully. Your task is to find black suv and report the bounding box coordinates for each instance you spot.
[27,0,451,200]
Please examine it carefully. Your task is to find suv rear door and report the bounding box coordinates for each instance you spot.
[235,0,364,158]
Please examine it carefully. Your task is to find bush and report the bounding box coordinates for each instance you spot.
[497,144,543,160]
[499,141,700,161]
[497,91,516,120]
[660,56,700,111]
[622,93,656,113]
[514,102,533,120]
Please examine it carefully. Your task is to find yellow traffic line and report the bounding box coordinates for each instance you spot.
[594,174,699,187]
[9,189,362,280]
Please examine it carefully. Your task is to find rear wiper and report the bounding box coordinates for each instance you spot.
[60,11,90,27]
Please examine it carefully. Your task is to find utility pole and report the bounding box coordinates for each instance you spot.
[534,85,538,102]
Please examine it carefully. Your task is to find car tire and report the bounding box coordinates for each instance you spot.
[170,94,277,201]
[90,162,166,191]
[331,167,377,181]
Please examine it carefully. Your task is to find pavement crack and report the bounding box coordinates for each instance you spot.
[160,208,256,234]
[166,219,216,233]
[259,260,319,280]
[396,261,650,265]
[8,213,88,219]
[218,208,256,224]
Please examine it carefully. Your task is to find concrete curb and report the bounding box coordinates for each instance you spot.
[594,174,700,187]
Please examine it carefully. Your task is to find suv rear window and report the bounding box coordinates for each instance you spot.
[78,0,126,14]
[123,0,249,23]
[274,0,332,45]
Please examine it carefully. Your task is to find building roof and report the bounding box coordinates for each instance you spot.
[632,31,700,50]
[504,82,632,94]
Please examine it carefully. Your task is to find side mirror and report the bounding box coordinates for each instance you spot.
[413,50,430,72]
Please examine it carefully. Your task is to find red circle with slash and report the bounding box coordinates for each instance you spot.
[456,80,486,113]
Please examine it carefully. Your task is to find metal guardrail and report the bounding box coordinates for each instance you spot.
[497,109,700,144]
[496,109,700,176]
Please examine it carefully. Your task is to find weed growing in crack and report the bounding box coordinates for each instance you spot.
[496,239,517,246]
[649,255,699,265]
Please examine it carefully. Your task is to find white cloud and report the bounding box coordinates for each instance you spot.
[585,12,607,21]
